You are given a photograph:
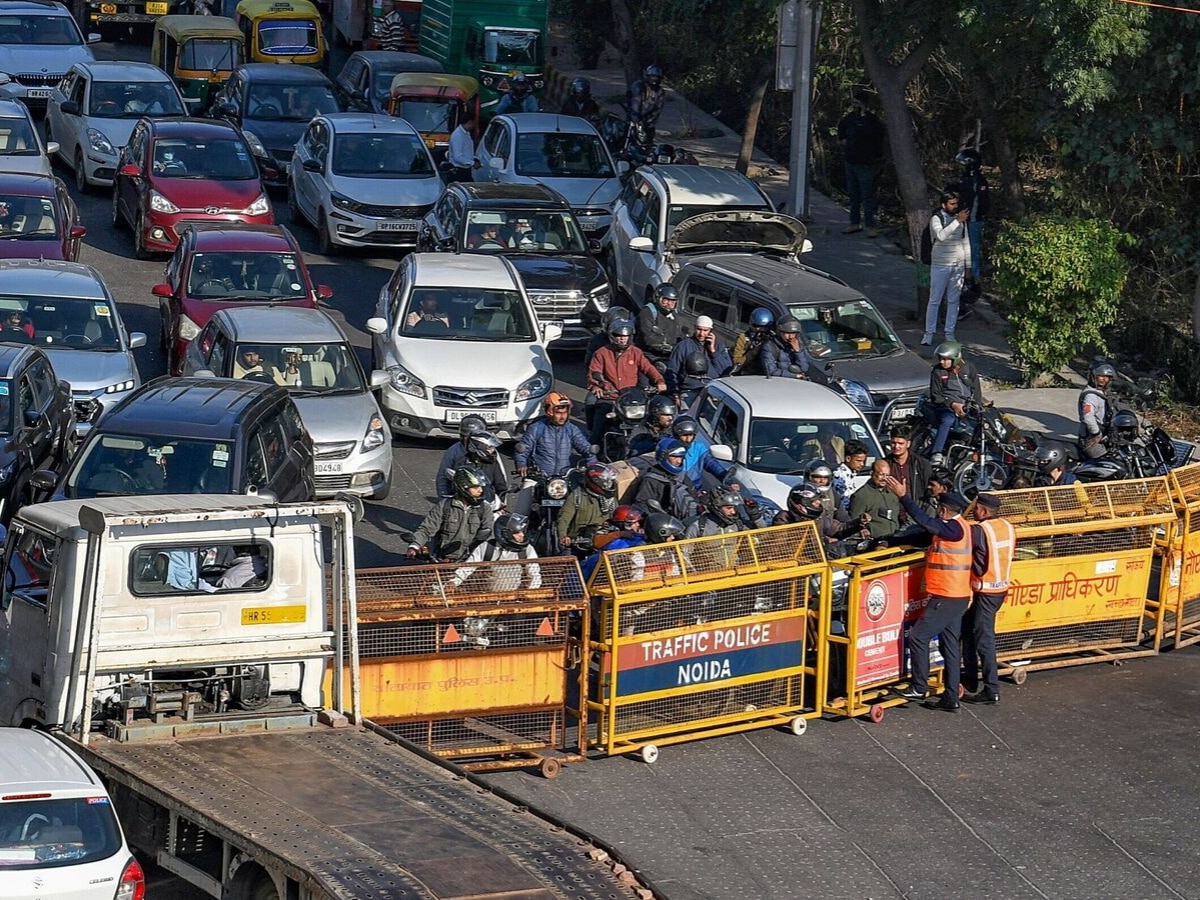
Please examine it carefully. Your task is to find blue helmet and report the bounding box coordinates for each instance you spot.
[655,438,687,474]
[750,308,774,329]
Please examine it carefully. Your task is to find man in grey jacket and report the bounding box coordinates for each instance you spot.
[922,190,971,346]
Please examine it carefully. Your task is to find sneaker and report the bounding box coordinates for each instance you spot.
[896,686,926,700]
[842,224,862,234]
[920,335,933,346]
[931,453,945,466]
[866,227,879,238]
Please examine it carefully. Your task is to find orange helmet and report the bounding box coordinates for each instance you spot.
[543,391,572,413]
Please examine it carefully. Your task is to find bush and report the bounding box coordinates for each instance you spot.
[992,216,1132,382]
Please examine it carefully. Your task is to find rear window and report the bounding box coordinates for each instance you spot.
[0,796,121,870]
[130,542,271,595]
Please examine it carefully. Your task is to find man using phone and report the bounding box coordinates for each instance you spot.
[666,315,732,403]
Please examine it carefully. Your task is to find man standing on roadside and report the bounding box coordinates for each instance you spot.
[962,493,1014,704]
[838,89,885,237]
[446,106,476,183]
[921,190,971,346]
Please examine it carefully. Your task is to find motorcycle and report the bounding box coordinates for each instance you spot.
[516,466,579,557]
[594,384,651,463]
[1073,421,1177,482]
[599,113,655,168]
[912,400,1037,497]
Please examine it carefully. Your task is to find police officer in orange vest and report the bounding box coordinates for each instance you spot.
[962,492,1014,704]
[884,476,972,712]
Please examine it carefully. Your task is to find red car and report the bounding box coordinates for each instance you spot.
[0,172,86,261]
[112,117,274,259]
[154,223,332,375]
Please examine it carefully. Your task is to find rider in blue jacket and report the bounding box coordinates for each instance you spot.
[514,392,594,476]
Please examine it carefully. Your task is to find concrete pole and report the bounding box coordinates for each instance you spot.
[786,1,820,218]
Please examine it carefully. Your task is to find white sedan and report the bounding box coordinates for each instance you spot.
[287,112,443,255]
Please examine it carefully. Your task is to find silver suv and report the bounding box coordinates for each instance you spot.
[0,1,99,111]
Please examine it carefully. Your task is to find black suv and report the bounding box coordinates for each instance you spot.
[417,182,611,344]
[0,343,73,520]
[41,377,314,502]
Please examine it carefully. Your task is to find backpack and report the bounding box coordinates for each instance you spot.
[918,208,942,265]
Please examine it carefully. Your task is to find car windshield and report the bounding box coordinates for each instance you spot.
[483,28,538,66]
[153,137,258,179]
[67,434,234,498]
[0,297,121,350]
[246,83,338,121]
[515,132,613,178]
[257,20,319,54]
[187,251,308,300]
[88,81,185,118]
[232,341,365,394]
[0,118,39,157]
[331,132,433,177]
[0,796,121,870]
[463,210,587,254]
[400,287,535,341]
[790,299,903,360]
[393,99,454,133]
[180,38,242,72]
[0,15,80,46]
[0,196,57,239]
[747,417,880,474]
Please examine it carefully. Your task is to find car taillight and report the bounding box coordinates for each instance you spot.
[115,857,145,900]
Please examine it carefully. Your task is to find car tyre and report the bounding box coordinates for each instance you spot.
[134,213,152,260]
[287,183,303,224]
[111,188,125,230]
[316,209,338,256]
[74,148,90,194]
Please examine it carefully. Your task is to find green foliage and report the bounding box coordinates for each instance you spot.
[992,216,1131,381]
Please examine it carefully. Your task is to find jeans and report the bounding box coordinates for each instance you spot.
[967,220,984,283]
[845,163,878,227]
[925,264,965,339]
[907,595,969,696]
[962,591,1006,693]
[931,407,959,456]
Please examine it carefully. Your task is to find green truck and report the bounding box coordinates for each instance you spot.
[419,0,548,112]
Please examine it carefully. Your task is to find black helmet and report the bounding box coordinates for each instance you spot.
[1113,410,1140,442]
[777,315,802,335]
[452,465,486,504]
[643,64,663,88]
[935,340,963,364]
[750,308,774,330]
[1089,360,1116,384]
[601,307,627,332]
[645,511,684,543]
[609,319,634,345]
[647,394,678,424]
[458,414,489,440]
[955,148,981,171]
[684,351,709,378]
[570,77,591,99]
[672,415,698,439]
[788,483,824,519]
[653,283,678,305]
[494,513,529,549]
[1035,444,1064,473]
[584,462,617,497]
[655,437,687,474]
[709,489,741,525]
[510,73,530,95]
[466,431,501,464]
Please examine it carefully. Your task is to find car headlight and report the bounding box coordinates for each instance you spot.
[178,314,201,341]
[588,284,611,312]
[514,370,553,402]
[149,190,178,214]
[387,363,426,398]
[331,192,363,214]
[361,413,386,451]
[546,477,568,500]
[85,127,115,156]
[104,380,135,394]
[837,378,874,410]
[242,130,269,159]
[243,193,271,216]
[0,460,15,485]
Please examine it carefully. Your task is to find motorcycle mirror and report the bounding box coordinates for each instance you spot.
[589,444,600,455]
[788,364,803,374]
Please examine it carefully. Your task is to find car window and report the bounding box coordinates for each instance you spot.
[640,192,661,239]
[713,404,741,454]
[0,195,57,238]
[67,434,237,497]
[181,38,241,72]
[68,74,85,106]
[257,20,319,56]
[0,297,121,350]
[394,98,455,134]
[209,331,230,373]
[482,120,504,156]
[25,358,52,408]
[463,209,587,254]
[0,796,122,870]
[165,243,183,288]
[279,401,305,444]
[0,116,39,157]
[187,251,307,299]
[130,541,270,595]
[695,389,721,436]
[748,417,879,474]
[789,299,903,360]
[258,415,288,480]
[244,431,268,487]
[331,132,433,177]
[233,341,365,393]
[311,121,329,165]
[17,372,34,422]
[247,83,337,122]
[339,57,362,90]
[735,294,769,330]
[0,14,82,46]
[400,287,535,341]
[4,523,56,611]
[685,278,733,326]
[492,124,511,162]
[0,378,13,433]
[128,126,146,168]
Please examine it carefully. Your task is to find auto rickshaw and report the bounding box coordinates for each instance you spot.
[151,16,245,113]
[387,73,479,160]
[235,0,327,69]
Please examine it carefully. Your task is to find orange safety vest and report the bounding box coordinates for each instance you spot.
[925,515,973,598]
[970,518,1015,593]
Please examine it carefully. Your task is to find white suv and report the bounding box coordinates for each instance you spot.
[367,253,562,440]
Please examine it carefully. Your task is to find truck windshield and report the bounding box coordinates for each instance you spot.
[483,28,539,66]
[67,434,234,498]
[0,797,121,870]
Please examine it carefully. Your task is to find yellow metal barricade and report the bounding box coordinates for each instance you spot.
[1156,462,1200,649]
[586,522,827,762]
[328,558,587,778]
[995,477,1175,680]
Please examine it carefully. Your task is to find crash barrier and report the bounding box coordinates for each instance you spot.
[585,522,827,762]
[1156,462,1200,649]
[327,558,588,778]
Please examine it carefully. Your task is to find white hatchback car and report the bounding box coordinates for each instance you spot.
[288,112,443,255]
[45,60,187,192]
[0,728,143,900]
[0,98,54,177]
[367,253,562,440]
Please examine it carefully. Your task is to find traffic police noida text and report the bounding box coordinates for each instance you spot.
[638,623,775,685]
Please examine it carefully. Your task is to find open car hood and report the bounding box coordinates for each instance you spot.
[665,210,811,264]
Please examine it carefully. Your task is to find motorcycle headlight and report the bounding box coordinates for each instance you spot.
[546,477,568,499]
[361,413,386,451]
[178,314,201,341]
[149,190,179,214]
[837,378,874,411]
[104,380,135,394]
[514,370,553,402]
[242,130,269,160]
[243,193,271,216]
[589,283,611,312]
[386,363,426,398]
[331,192,364,214]
[85,127,115,156]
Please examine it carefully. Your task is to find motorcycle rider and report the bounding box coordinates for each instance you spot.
[773,482,870,553]
[628,394,678,457]
[1034,444,1077,487]
[927,340,984,466]
[408,465,494,562]
[580,505,647,582]
[460,431,508,509]
[515,392,594,477]
[636,283,686,367]
[666,316,732,401]
[806,460,844,516]
[1078,360,1116,459]
[630,438,698,520]
[587,319,668,444]
[560,77,600,122]
[559,462,618,547]
[450,513,541,592]
[671,415,733,490]
[684,488,746,539]
[495,72,538,115]
[628,64,666,143]
[435,414,490,497]
[760,315,810,379]
[732,308,774,375]
[585,308,633,430]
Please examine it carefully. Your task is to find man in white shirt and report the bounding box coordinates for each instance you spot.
[447,107,477,183]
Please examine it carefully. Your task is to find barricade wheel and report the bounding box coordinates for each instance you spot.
[638,744,660,764]
[539,757,562,779]
[868,705,886,724]
[1011,666,1028,685]
[789,716,808,736]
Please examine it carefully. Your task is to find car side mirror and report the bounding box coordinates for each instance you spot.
[69,225,86,240]
[369,369,390,389]
[46,142,59,156]
[151,283,173,299]
[317,284,333,300]
[587,238,601,254]
[301,157,322,173]
[195,368,216,378]
[22,408,40,428]
[628,236,654,253]
[365,317,388,335]
[217,101,238,119]
[709,444,734,462]
[87,32,102,43]
[60,100,80,116]
[30,469,56,491]
[488,156,503,170]
[541,320,564,344]
[118,163,140,177]
[617,160,630,174]
[437,237,456,252]
[129,333,147,349]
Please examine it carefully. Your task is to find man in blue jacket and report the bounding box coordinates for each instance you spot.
[515,392,594,477]
[666,316,732,400]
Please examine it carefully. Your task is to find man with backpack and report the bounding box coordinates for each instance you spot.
[921,190,971,346]
[636,283,686,368]
[450,513,541,592]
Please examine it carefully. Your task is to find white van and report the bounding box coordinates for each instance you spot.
[0,728,142,900]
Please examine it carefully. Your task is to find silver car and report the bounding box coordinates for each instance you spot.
[0,259,145,440]
[182,305,393,500]
[0,97,56,177]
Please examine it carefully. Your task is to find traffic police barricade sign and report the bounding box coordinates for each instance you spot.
[1155,462,1200,649]
[993,477,1175,681]
[325,557,588,779]
[585,522,826,762]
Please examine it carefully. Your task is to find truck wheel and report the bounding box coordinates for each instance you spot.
[250,876,280,900]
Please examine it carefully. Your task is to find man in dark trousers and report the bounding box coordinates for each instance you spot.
[884,478,973,712]
[962,492,1014,703]
[837,88,885,237]
[954,148,990,294]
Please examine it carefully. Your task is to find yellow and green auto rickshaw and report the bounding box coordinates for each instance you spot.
[387,73,479,160]
[151,16,245,113]
[235,0,327,69]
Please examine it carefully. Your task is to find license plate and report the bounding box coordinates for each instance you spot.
[100,2,116,11]
[146,1,168,12]
[378,220,419,232]
[242,605,307,625]
[444,409,497,423]
[25,88,50,99]
[314,460,344,474]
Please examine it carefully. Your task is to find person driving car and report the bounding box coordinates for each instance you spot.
[405,295,451,330]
